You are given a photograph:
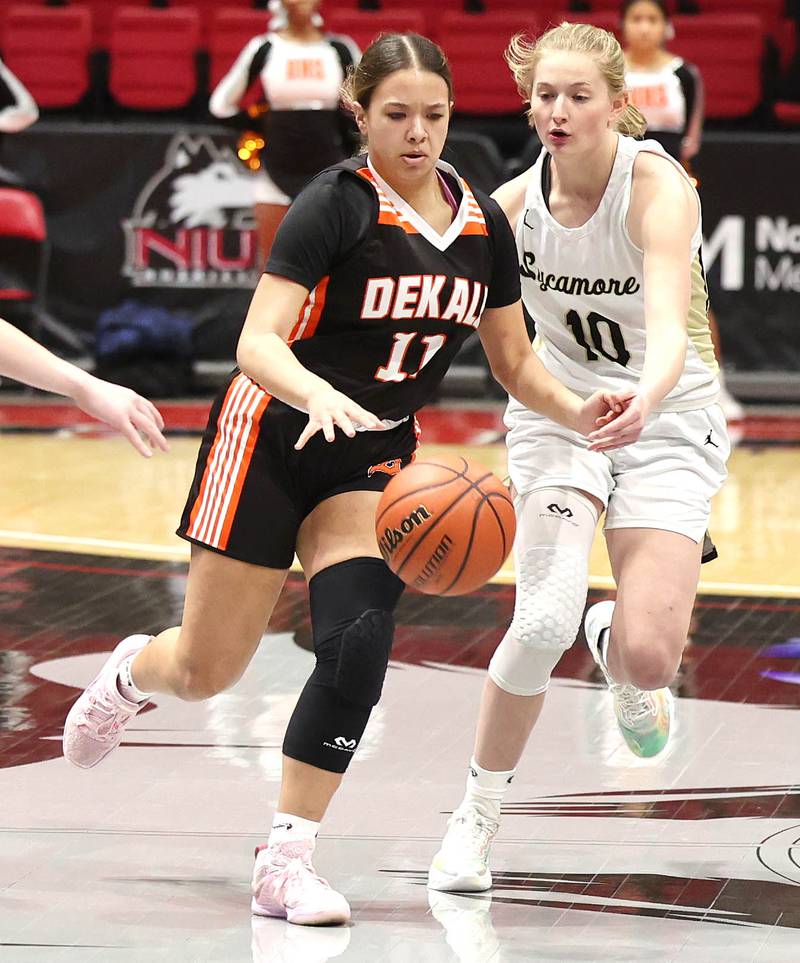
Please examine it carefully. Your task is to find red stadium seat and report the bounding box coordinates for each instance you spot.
[208,8,269,90]
[561,10,619,37]
[0,188,49,343]
[441,11,539,114]
[488,4,567,32]
[2,5,92,108]
[82,0,149,49]
[173,0,260,45]
[109,7,201,110]
[774,18,798,74]
[325,9,426,53]
[671,14,763,119]
[693,0,782,35]
[774,101,800,127]
[585,0,676,10]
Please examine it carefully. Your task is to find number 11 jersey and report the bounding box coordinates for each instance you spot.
[509,133,719,419]
[266,156,520,422]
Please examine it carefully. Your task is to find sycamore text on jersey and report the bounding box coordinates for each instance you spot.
[520,251,641,297]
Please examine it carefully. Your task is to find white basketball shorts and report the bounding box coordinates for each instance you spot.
[505,403,730,543]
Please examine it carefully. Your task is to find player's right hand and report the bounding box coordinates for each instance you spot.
[295,385,382,450]
[72,376,168,458]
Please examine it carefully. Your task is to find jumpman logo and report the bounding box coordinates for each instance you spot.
[704,430,719,448]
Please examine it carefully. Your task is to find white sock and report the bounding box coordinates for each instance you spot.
[459,757,516,823]
[116,655,153,704]
[599,628,619,684]
[268,812,320,848]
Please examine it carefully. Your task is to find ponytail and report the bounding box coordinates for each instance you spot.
[615,102,648,138]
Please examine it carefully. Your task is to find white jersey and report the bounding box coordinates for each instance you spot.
[626,57,687,133]
[210,32,357,116]
[507,134,719,419]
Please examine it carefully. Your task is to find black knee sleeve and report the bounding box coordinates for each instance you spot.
[282,557,404,774]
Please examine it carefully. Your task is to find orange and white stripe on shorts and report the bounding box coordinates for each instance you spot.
[186,373,271,551]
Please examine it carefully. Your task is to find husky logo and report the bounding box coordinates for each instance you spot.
[378,505,432,561]
[368,459,403,478]
[123,134,261,289]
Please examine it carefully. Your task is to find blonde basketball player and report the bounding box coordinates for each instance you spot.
[429,22,729,893]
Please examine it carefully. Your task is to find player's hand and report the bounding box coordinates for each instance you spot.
[72,376,168,458]
[574,388,633,440]
[295,385,382,450]
[587,388,652,452]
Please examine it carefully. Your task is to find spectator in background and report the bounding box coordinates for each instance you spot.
[621,0,703,164]
[621,0,744,420]
[0,57,38,135]
[209,0,360,261]
[0,57,38,188]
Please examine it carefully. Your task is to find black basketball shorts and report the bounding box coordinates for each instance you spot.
[177,372,419,569]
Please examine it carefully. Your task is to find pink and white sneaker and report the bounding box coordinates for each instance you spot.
[62,634,150,769]
[251,840,351,926]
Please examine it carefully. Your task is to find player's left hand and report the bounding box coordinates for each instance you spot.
[586,388,652,451]
[72,376,169,458]
[574,388,633,441]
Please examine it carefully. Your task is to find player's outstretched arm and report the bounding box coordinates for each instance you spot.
[237,274,382,449]
[0,318,168,457]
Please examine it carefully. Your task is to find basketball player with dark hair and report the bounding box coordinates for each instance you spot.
[64,33,629,927]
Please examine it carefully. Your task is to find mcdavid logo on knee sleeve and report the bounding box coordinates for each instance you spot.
[323,735,358,752]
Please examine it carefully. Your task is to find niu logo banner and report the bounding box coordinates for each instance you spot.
[123,134,261,289]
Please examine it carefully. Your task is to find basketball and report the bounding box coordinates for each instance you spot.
[375,454,516,596]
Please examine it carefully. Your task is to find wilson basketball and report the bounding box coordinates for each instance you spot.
[375,454,516,596]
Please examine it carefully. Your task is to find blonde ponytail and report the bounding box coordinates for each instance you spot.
[616,102,648,138]
[505,21,646,138]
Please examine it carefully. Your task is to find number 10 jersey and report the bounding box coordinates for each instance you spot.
[509,133,720,419]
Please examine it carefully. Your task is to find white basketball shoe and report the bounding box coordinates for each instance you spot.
[585,601,673,758]
[428,805,499,892]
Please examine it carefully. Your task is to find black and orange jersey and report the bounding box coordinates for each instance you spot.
[265,156,520,421]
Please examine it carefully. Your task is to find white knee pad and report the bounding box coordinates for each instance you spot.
[488,487,599,696]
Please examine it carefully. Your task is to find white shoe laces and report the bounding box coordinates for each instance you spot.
[446,809,499,860]
[614,684,659,727]
[77,689,131,737]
